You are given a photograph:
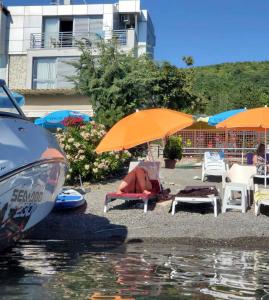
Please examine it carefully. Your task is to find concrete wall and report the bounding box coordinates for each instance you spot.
[118,0,140,13]
[22,94,93,117]
[8,54,27,89]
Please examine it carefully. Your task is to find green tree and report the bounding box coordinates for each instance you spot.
[71,40,157,127]
[192,61,269,114]
[150,61,201,111]
[72,40,199,128]
[182,55,194,67]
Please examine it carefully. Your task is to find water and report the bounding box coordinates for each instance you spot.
[1,241,269,299]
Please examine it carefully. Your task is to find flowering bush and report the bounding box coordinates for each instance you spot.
[55,121,132,183]
[61,116,84,127]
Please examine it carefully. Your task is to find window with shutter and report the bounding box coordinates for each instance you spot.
[89,15,103,38]
[74,17,89,33]
[32,56,78,89]
[32,57,57,89]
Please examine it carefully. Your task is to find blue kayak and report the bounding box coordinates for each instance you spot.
[54,189,85,210]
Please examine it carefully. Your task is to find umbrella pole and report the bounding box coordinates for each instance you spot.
[265,128,267,187]
[147,142,154,161]
[241,131,245,164]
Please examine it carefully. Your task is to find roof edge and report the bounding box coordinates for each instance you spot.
[13,88,81,96]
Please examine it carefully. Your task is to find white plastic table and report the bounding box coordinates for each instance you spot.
[172,186,220,217]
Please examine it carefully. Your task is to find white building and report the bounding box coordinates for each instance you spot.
[0,0,155,117]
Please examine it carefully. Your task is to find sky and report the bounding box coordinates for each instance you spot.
[3,0,269,67]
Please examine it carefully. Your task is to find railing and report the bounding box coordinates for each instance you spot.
[152,129,267,162]
[104,30,127,46]
[30,30,128,49]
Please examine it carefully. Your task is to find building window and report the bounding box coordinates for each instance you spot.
[32,57,78,89]
[41,16,103,48]
[32,57,56,89]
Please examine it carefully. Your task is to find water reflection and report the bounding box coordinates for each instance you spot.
[0,241,269,299]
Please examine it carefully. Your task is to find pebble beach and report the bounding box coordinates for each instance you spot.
[27,162,269,249]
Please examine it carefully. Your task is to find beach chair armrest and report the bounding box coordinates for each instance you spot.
[222,171,228,187]
[248,175,255,190]
[254,184,259,193]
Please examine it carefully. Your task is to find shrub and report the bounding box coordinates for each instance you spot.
[55,121,132,183]
[163,136,183,160]
[61,116,84,127]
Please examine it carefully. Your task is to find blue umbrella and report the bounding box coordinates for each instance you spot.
[208,109,247,126]
[12,92,25,106]
[34,110,91,128]
[0,92,25,108]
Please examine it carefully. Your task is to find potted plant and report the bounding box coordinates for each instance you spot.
[163,136,183,169]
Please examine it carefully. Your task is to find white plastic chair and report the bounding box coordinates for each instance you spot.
[201,151,227,182]
[222,164,256,213]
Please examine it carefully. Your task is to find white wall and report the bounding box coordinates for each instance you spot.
[118,0,140,13]
[137,10,155,57]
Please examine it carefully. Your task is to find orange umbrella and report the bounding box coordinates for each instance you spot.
[217,107,269,186]
[216,107,269,130]
[96,108,193,153]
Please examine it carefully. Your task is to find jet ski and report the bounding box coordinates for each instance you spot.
[0,79,67,251]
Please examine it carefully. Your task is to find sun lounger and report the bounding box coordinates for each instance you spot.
[201,151,227,182]
[172,186,220,217]
[104,161,163,213]
[254,184,269,216]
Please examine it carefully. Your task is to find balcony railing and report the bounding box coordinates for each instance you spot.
[104,30,128,46]
[30,30,128,49]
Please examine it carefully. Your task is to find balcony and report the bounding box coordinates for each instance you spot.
[30,30,129,49]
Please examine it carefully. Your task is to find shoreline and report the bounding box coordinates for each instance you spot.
[27,165,269,250]
[26,234,269,250]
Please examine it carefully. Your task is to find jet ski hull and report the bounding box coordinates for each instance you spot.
[0,81,67,251]
[0,159,66,251]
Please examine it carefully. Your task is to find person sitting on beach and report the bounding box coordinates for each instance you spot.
[117,166,152,194]
[253,143,269,175]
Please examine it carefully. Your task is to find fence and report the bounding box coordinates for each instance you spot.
[155,129,267,162]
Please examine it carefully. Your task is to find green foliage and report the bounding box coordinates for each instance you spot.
[163,136,183,160]
[152,62,201,112]
[192,61,269,114]
[72,40,200,128]
[55,122,131,182]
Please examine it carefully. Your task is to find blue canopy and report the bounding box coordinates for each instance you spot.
[208,109,247,126]
[12,92,25,106]
[34,110,91,128]
[0,92,25,108]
